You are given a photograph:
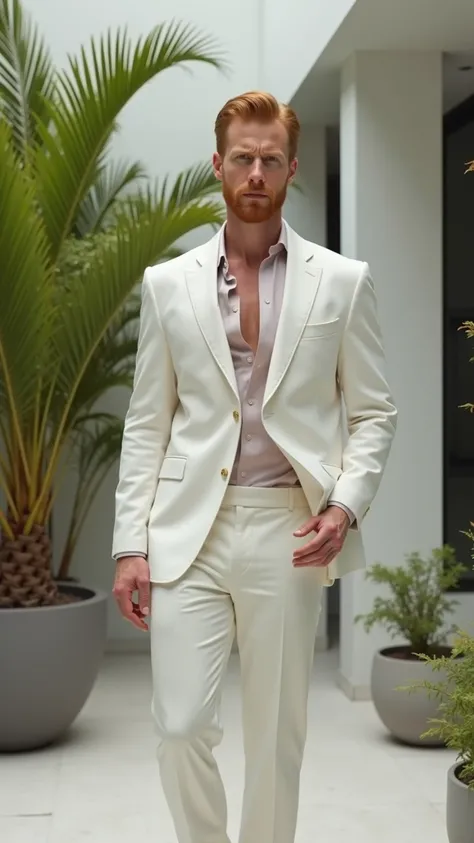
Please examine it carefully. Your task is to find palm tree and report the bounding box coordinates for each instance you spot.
[0,0,226,607]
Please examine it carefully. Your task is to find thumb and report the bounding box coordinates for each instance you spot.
[138,576,150,616]
[293,518,317,537]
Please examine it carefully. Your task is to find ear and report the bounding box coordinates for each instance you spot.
[213,152,223,182]
[287,157,298,185]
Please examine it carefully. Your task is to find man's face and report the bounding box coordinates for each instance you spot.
[213,118,297,223]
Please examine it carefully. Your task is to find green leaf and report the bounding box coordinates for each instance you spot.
[0,119,52,423]
[50,197,225,436]
[158,160,223,210]
[33,21,226,259]
[57,412,125,578]
[0,0,55,159]
[398,630,474,788]
[354,546,467,653]
[75,158,147,236]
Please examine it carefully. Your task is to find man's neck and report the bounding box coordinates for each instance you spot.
[224,211,283,268]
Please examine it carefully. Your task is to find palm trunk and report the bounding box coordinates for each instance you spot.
[0,518,58,608]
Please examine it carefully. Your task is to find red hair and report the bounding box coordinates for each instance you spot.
[214,91,300,160]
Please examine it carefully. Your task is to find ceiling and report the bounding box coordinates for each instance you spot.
[291,0,474,126]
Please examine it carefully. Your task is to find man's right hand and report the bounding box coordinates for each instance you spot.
[112,556,150,632]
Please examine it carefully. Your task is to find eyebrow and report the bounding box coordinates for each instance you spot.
[232,146,284,157]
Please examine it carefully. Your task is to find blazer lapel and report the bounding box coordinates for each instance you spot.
[185,229,240,400]
[263,226,323,407]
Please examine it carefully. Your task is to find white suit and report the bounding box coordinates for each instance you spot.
[112,222,397,843]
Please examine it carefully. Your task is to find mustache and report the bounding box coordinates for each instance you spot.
[235,185,275,200]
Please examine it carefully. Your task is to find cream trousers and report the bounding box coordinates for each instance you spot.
[150,486,325,843]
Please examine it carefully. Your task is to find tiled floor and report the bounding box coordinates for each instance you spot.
[0,648,452,842]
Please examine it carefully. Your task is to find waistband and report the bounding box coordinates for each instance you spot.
[221,485,309,510]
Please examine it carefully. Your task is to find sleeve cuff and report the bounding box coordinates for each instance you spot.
[114,552,148,561]
[327,500,356,525]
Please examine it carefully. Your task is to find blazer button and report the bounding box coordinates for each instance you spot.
[233,410,240,422]
[221,468,229,479]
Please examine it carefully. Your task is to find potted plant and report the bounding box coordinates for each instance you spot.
[0,0,225,751]
[404,631,474,843]
[355,546,466,745]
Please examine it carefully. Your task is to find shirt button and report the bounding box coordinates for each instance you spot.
[248,399,254,406]
[241,471,247,478]
[265,299,270,305]
[233,410,240,422]
[221,468,229,479]
[246,434,252,441]
[247,355,253,364]
[232,306,238,313]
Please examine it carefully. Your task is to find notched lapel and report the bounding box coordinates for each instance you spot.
[185,238,239,400]
[264,238,323,407]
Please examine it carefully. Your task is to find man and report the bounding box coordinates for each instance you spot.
[112,91,397,843]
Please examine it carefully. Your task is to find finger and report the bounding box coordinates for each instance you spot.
[293,548,334,568]
[113,587,147,630]
[293,519,317,537]
[293,540,333,567]
[137,576,150,617]
[126,611,148,632]
[293,528,329,559]
[113,586,134,619]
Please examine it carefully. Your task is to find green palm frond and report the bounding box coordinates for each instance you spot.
[159,161,222,210]
[34,21,226,259]
[75,158,147,236]
[53,198,223,395]
[68,328,139,424]
[0,120,52,424]
[0,2,226,581]
[0,0,55,159]
[57,412,125,578]
[30,197,224,522]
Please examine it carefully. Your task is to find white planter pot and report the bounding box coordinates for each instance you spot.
[371,646,450,746]
[0,584,107,752]
[446,763,474,843]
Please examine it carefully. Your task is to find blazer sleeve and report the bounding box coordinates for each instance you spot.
[111,268,178,558]
[329,262,397,526]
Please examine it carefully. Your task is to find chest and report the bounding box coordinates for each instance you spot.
[229,264,261,353]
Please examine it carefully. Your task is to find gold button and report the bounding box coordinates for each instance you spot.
[233,410,240,422]
[221,468,229,479]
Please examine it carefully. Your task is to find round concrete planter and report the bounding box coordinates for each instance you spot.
[0,584,107,752]
[447,763,474,843]
[371,645,450,746]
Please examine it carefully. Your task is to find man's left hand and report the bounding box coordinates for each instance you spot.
[292,506,350,568]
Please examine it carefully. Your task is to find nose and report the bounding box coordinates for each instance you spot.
[249,159,265,186]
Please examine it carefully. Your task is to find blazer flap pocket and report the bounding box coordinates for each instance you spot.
[159,456,187,481]
[301,318,340,339]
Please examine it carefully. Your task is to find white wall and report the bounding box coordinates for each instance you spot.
[262,0,357,103]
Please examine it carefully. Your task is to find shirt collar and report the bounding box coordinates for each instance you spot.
[217,219,288,269]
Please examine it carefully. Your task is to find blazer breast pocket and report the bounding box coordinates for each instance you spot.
[300,318,340,341]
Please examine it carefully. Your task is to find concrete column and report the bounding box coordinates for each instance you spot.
[339,51,443,696]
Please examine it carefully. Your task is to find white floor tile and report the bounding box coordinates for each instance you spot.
[295,802,448,843]
[3,650,455,842]
[0,754,60,817]
[49,809,175,843]
[0,815,52,843]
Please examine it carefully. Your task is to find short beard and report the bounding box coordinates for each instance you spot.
[222,180,288,223]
